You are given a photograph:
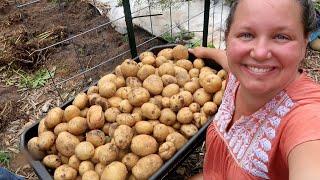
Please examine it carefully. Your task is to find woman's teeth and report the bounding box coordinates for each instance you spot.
[246,65,273,73]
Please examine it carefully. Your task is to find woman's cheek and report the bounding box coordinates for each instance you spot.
[227,40,250,62]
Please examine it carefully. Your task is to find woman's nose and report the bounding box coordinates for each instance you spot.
[250,39,272,61]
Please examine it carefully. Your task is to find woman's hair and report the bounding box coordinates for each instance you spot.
[224,0,318,38]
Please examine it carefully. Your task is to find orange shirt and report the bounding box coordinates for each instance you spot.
[203,73,320,180]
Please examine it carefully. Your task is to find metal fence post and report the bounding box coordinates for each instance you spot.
[202,0,210,47]
[123,0,138,58]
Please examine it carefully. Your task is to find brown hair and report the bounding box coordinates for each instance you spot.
[224,0,318,38]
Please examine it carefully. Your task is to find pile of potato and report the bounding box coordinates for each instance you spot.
[27,44,226,180]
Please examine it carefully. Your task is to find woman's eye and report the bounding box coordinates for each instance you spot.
[239,33,253,40]
[275,34,290,41]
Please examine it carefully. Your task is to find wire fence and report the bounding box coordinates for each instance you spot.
[6,0,227,104]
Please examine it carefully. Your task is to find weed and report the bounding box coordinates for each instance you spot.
[18,67,56,89]
[0,151,10,167]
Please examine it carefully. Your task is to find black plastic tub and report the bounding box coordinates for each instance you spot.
[20,44,222,180]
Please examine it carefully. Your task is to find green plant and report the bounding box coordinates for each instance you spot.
[18,67,56,89]
[0,151,10,166]
[315,1,320,11]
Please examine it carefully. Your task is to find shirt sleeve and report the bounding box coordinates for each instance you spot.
[280,104,320,166]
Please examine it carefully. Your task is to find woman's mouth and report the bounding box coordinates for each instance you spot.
[245,65,275,73]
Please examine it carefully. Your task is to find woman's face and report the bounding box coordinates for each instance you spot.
[226,0,308,96]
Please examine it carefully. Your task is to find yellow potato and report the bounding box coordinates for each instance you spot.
[116,86,132,99]
[114,125,134,149]
[202,102,218,116]
[95,163,106,176]
[119,99,133,113]
[158,48,173,60]
[120,59,139,78]
[101,161,128,180]
[122,153,139,171]
[98,143,119,165]
[193,58,205,69]
[141,55,156,65]
[45,107,64,129]
[143,74,164,95]
[116,113,135,127]
[158,63,175,77]
[86,129,106,147]
[72,92,88,110]
[132,154,163,180]
[68,116,88,135]
[126,77,142,88]
[177,107,193,124]
[87,86,99,95]
[180,124,198,138]
[155,55,169,67]
[172,45,188,60]
[38,118,48,135]
[98,81,117,98]
[53,122,68,135]
[166,132,187,150]
[193,88,212,106]
[68,155,80,170]
[105,107,120,123]
[128,87,150,107]
[159,108,176,126]
[176,59,193,71]
[213,90,223,106]
[38,131,55,151]
[158,142,176,160]
[141,102,161,120]
[131,134,158,156]
[56,131,80,157]
[79,161,94,176]
[137,64,156,81]
[82,170,100,180]
[161,74,177,86]
[43,155,61,169]
[87,105,105,129]
[162,84,180,97]
[54,165,77,180]
[135,121,153,135]
[153,124,170,142]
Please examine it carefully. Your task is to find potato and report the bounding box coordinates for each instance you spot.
[38,118,48,135]
[153,124,170,142]
[161,97,170,108]
[56,131,80,157]
[27,137,45,160]
[161,74,177,86]
[99,81,117,98]
[149,95,163,109]
[132,107,142,116]
[54,165,77,180]
[158,48,173,60]
[175,66,190,87]
[189,102,200,113]
[98,143,119,165]
[199,73,222,94]
[126,77,142,88]
[68,155,80,170]
[159,142,176,160]
[193,113,208,128]
[122,153,139,171]
[72,92,88,110]
[114,125,134,149]
[221,80,226,91]
[101,161,128,180]
[98,74,117,86]
[158,63,175,77]
[172,122,181,130]
[75,141,94,161]
[141,55,156,65]
[68,116,87,135]
[76,135,85,142]
[79,161,94,176]
[89,95,110,111]
[200,66,216,74]
[141,102,161,120]
[155,56,168,67]
[135,121,153,135]
[120,59,139,77]
[64,105,81,122]
[118,148,129,161]
[108,96,122,108]
[119,99,133,113]
[58,153,69,164]
[95,163,106,176]
[180,124,198,138]
[137,64,156,81]
[131,135,158,156]
[179,91,193,106]
[116,113,135,127]
[80,107,89,118]
[108,123,119,137]
[169,94,185,112]
[149,120,160,127]
[172,45,188,60]
[143,74,163,95]
[38,131,55,150]
[193,58,205,69]
[177,107,193,124]
[115,65,123,76]
[87,86,99,95]
[213,90,223,106]
[217,69,227,80]
[128,87,150,107]
[162,84,179,97]
[167,126,176,134]
[193,88,212,106]
[166,132,187,150]
[115,76,126,89]
[132,112,142,123]
[159,108,176,126]
[47,144,58,155]
[42,155,61,169]
[184,81,200,94]
[87,105,105,129]
[116,87,132,99]
[132,154,163,180]
[105,107,120,123]
[203,102,218,116]
[189,68,200,78]
[82,170,100,180]
[86,130,106,147]
[45,107,64,129]
[176,59,193,71]
[139,51,154,61]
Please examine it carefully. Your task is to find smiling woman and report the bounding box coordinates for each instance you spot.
[188,0,320,180]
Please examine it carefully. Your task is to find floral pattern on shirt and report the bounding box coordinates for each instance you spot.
[213,74,294,179]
